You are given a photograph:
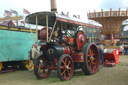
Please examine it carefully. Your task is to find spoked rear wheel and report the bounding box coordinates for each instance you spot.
[34,55,51,79]
[82,43,99,75]
[57,54,74,81]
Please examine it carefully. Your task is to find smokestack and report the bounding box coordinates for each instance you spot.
[51,0,57,13]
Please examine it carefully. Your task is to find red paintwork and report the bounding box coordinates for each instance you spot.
[49,65,57,70]
[63,35,68,42]
[63,35,74,45]
[54,59,58,65]
[76,31,86,50]
[86,44,99,74]
[39,28,47,39]
[71,53,84,62]
[39,28,51,40]
[59,55,74,80]
[104,62,116,67]
[104,49,119,64]
[0,69,16,74]
[63,46,71,54]
[68,37,74,44]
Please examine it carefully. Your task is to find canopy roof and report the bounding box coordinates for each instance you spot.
[88,10,128,34]
[25,12,101,29]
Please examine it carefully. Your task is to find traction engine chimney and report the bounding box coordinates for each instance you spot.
[51,0,57,13]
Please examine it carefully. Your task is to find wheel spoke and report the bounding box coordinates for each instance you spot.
[88,60,91,62]
[43,61,47,65]
[61,69,66,75]
[62,60,66,65]
[60,66,65,69]
[92,52,95,56]
[64,72,66,78]
[92,61,95,65]
[57,55,73,80]
[91,62,95,73]
[89,49,92,54]
[65,58,67,64]
[88,62,92,71]
[67,69,70,77]
[67,67,71,69]
[82,44,99,74]
[67,61,71,66]
[88,51,92,56]
[87,54,91,57]
[34,56,51,79]
[93,58,95,60]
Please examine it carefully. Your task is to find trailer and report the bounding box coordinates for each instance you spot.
[0,23,36,71]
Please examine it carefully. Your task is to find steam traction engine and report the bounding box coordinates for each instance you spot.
[25,12,100,81]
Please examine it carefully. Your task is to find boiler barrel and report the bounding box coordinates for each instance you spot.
[47,45,70,59]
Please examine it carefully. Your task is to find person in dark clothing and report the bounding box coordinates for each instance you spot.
[98,43,104,67]
[58,28,63,44]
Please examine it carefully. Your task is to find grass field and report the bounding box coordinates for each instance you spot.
[0,55,128,85]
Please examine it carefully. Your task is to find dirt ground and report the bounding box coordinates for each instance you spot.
[0,55,128,85]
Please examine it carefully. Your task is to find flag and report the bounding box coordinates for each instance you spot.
[23,9,30,14]
[10,9,18,16]
[4,10,12,16]
[21,21,25,26]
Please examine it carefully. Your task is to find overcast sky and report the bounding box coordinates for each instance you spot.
[0,0,128,22]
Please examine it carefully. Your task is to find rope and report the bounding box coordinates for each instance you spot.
[28,24,37,42]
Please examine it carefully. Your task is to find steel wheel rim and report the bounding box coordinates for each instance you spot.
[59,56,73,80]
[36,57,51,78]
[87,45,99,74]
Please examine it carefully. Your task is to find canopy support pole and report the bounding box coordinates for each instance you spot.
[46,14,49,43]
[36,15,38,42]
[48,20,57,42]
[28,24,36,42]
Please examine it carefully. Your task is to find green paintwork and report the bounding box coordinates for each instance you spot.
[0,27,36,62]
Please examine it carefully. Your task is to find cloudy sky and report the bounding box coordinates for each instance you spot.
[0,0,128,22]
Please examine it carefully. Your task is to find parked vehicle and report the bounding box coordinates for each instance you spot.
[0,20,36,71]
[25,12,100,81]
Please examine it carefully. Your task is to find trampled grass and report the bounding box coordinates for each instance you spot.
[0,55,128,85]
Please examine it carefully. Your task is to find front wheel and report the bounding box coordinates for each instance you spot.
[34,55,51,79]
[57,54,74,81]
[81,43,99,75]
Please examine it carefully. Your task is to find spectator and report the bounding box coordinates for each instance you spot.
[120,43,124,55]
[29,42,40,71]
[99,43,104,66]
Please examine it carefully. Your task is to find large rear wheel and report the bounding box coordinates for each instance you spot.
[34,55,51,79]
[81,43,99,75]
[57,54,74,81]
